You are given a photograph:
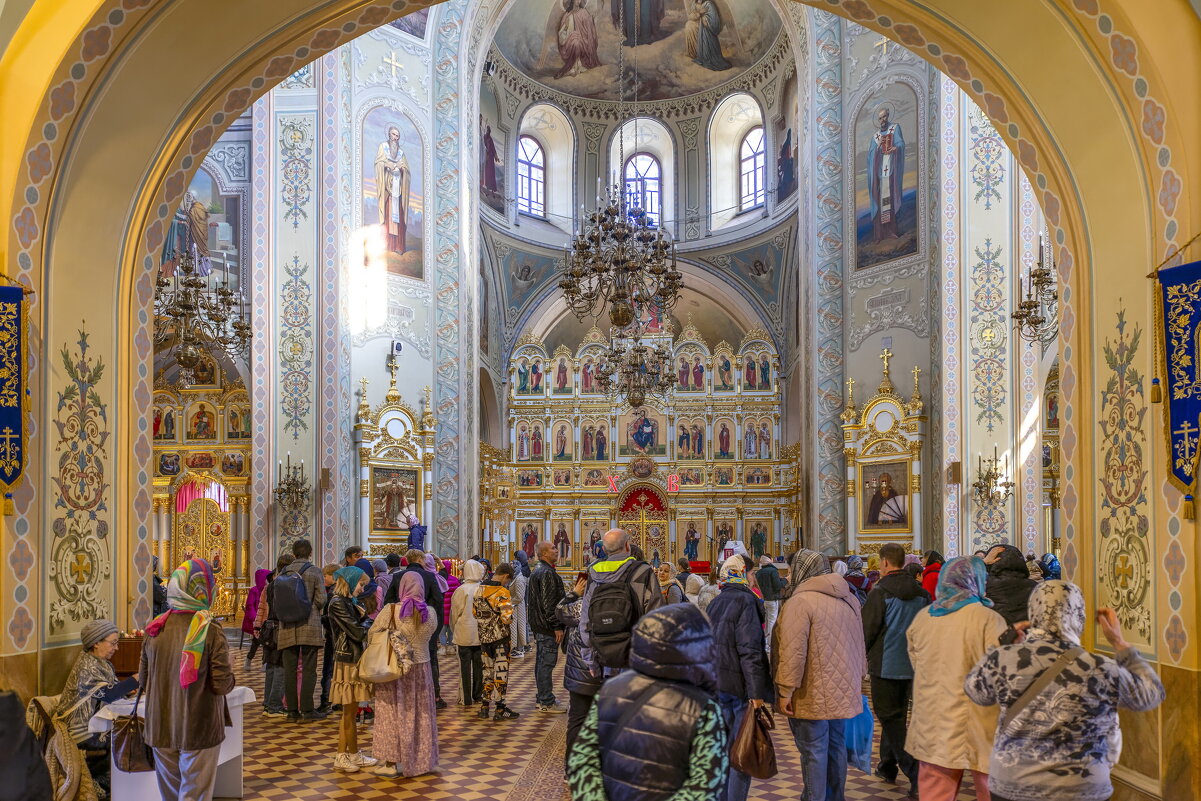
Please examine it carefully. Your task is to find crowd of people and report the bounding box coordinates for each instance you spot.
[23,533,1161,801]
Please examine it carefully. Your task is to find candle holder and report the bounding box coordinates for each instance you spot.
[273,453,311,511]
[972,448,1014,504]
[1012,236,1059,346]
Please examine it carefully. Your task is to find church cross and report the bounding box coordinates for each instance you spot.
[383,52,403,86]
[880,348,893,375]
[845,377,856,403]
[874,38,890,57]
[388,354,399,388]
[358,377,369,398]
[1114,553,1134,588]
[912,366,921,393]
[0,425,18,466]
[70,552,92,584]
[1174,420,1199,468]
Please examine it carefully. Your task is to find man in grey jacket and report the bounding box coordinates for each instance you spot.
[578,529,663,676]
[276,539,327,722]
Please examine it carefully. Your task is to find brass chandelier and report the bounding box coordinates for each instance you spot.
[595,333,677,409]
[1011,237,1058,346]
[154,227,251,384]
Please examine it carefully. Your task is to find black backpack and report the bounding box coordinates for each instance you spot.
[587,567,642,668]
[273,563,314,624]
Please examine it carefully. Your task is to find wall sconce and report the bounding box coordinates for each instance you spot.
[972,447,1013,504]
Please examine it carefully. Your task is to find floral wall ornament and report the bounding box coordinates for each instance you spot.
[48,325,112,633]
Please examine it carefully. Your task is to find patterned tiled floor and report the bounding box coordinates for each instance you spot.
[227,632,977,800]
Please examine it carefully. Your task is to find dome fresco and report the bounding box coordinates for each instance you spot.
[493,0,784,102]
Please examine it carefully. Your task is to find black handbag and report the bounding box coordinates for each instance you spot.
[112,683,154,772]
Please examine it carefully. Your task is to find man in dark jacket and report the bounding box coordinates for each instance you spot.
[862,542,930,796]
[389,548,447,708]
[579,529,663,675]
[984,543,1039,628]
[527,541,567,714]
[757,554,784,646]
[706,555,773,801]
[556,575,603,768]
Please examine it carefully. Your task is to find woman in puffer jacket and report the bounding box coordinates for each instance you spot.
[440,560,461,650]
[567,604,728,801]
[983,545,1038,628]
[556,574,604,768]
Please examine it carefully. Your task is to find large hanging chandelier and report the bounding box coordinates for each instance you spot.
[557,0,683,333]
[595,333,677,408]
[1011,236,1058,346]
[154,226,251,384]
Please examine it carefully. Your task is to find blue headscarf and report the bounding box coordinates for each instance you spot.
[1039,552,1062,581]
[334,565,367,604]
[929,556,993,617]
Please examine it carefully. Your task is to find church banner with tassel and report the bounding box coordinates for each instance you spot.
[1156,258,1201,509]
[0,283,28,493]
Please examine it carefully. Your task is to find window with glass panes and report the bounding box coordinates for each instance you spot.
[623,153,662,226]
[516,135,546,217]
[739,127,766,211]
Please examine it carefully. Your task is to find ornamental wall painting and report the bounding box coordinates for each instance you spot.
[551,518,574,567]
[361,106,425,280]
[853,81,920,271]
[713,417,736,459]
[621,407,667,457]
[580,419,611,461]
[859,459,911,534]
[551,420,574,461]
[675,416,706,460]
[186,402,218,440]
[370,465,420,533]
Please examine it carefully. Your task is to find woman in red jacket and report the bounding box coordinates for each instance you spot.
[921,550,944,597]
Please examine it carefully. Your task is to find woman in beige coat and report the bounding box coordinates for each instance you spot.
[771,549,866,801]
[906,556,1008,800]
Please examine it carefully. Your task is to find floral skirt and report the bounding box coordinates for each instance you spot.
[329,661,373,705]
[371,661,439,776]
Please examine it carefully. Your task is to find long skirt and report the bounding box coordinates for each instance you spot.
[372,661,439,776]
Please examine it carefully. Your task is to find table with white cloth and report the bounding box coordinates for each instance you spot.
[88,685,255,800]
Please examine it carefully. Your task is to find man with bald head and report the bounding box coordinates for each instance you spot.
[579,529,663,672]
[527,540,568,713]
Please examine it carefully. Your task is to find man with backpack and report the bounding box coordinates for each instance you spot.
[274,539,327,722]
[579,528,663,677]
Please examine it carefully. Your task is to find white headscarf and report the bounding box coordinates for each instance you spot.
[1027,580,1085,644]
[833,560,848,576]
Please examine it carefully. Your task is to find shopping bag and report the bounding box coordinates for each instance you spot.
[731,703,777,779]
[846,694,874,774]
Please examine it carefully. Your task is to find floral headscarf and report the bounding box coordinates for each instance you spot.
[394,571,429,623]
[845,555,865,574]
[929,556,993,617]
[783,549,831,600]
[146,559,216,687]
[1027,579,1085,644]
[719,554,749,587]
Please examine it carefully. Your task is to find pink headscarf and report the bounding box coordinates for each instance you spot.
[424,554,450,593]
[394,571,429,623]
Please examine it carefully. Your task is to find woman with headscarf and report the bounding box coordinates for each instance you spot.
[1039,552,1061,581]
[372,557,392,607]
[353,558,380,618]
[832,559,848,576]
[697,568,721,613]
[905,557,1008,800]
[706,555,773,801]
[242,567,269,657]
[371,572,440,778]
[843,555,871,606]
[508,551,530,658]
[49,618,129,798]
[657,561,685,604]
[440,559,461,653]
[966,581,1165,801]
[772,550,866,801]
[141,559,235,801]
[920,550,944,597]
[326,565,380,773]
[983,544,1038,632]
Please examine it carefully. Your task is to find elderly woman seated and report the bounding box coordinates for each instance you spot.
[49,619,138,798]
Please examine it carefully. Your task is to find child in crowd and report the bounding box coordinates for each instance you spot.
[473,562,518,721]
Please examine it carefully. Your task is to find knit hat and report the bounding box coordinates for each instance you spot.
[81,618,118,651]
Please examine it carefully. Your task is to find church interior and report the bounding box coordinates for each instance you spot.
[1,0,1200,798]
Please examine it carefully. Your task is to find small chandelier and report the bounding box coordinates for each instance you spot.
[595,334,676,408]
[154,228,251,384]
[972,448,1014,504]
[1011,237,1058,346]
[274,453,311,510]
[559,185,683,331]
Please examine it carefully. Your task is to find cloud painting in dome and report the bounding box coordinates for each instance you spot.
[361,107,425,280]
[494,0,782,101]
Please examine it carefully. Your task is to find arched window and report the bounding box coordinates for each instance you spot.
[624,153,662,226]
[516,135,546,217]
[739,127,766,211]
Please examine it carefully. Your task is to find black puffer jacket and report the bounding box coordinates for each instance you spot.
[556,591,603,696]
[706,583,773,701]
[986,545,1039,625]
[529,559,566,636]
[592,604,717,801]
